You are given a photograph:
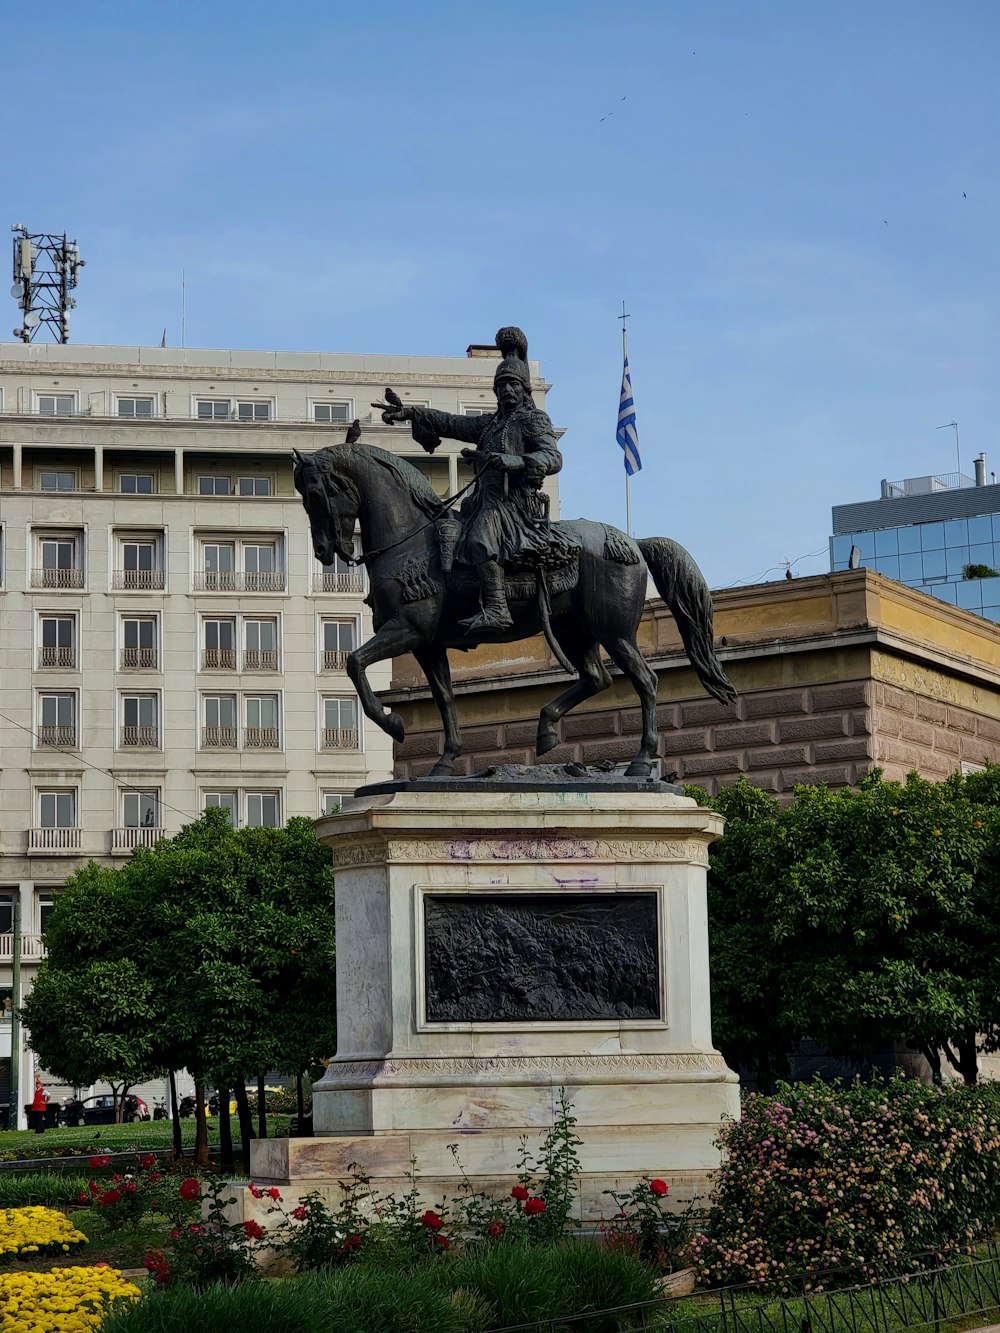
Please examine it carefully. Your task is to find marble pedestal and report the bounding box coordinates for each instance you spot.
[243,784,738,1227]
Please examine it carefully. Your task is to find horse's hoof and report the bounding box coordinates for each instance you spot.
[536,722,558,756]
[624,759,653,779]
[385,711,406,744]
[428,757,456,778]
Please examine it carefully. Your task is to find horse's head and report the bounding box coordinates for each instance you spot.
[292,448,361,567]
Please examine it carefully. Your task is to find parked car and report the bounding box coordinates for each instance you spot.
[78,1094,149,1125]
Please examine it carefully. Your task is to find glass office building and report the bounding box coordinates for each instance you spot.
[830,462,1000,622]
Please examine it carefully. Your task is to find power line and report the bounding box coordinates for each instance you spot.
[718,545,831,591]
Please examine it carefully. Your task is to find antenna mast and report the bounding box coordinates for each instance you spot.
[10,224,85,342]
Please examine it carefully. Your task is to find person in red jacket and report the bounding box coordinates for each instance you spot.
[29,1078,48,1133]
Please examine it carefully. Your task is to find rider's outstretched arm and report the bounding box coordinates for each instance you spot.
[408,406,487,455]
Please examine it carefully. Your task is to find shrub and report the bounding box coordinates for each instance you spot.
[0,1205,89,1261]
[601,1176,697,1271]
[690,1077,1000,1288]
[0,1172,89,1209]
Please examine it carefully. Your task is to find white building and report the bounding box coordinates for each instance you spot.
[0,338,553,1122]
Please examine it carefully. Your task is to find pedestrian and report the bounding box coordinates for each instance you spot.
[30,1077,48,1133]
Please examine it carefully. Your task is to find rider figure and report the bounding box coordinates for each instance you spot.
[378,327,563,633]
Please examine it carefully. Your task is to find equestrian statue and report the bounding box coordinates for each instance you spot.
[293,326,735,780]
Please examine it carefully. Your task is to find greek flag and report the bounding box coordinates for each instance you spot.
[617,354,641,475]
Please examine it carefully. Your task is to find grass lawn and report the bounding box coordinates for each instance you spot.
[0,1115,292,1160]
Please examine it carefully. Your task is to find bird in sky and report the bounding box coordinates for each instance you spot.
[345,419,361,444]
[963,192,967,198]
[384,386,403,409]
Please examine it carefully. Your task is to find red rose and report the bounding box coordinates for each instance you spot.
[248,1183,263,1199]
[139,1153,156,1169]
[88,1181,101,1196]
[188,1223,204,1234]
[421,1209,443,1231]
[649,1178,669,1196]
[488,1219,505,1237]
[99,1189,121,1206]
[511,1185,529,1201]
[433,1234,451,1250]
[343,1234,362,1250]
[268,1187,281,1200]
[77,1190,88,1203]
[243,1219,265,1239]
[168,1228,180,1240]
[149,1173,162,1184]
[123,1181,137,1194]
[89,1155,111,1169]
[179,1178,200,1201]
[292,1205,308,1221]
[524,1197,546,1215]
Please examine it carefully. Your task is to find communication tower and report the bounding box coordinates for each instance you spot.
[10,224,84,342]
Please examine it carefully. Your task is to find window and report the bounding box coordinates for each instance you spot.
[196,399,231,420]
[35,393,76,416]
[237,401,271,422]
[33,534,83,589]
[203,791,237,824]
[121,694,158,747]
[244,695,280,748]
[321,618,356,669]
[312,402,351,424]
[39,791,75,826]
[114,535,164,590]
[38,897,58,932]
[463,403,490,416]
[244,543,275,575]
[322,696,359,749]
[196,539,284,592]
[38,470,76,492]
[202,695,237,747]
[246,792,280,828]
[199,476,232,495]
[118,473,156,494]
[113,789,161,852]
[314,550,364,593]
[202,618,237,669]
[120,616,157,669]
[38,693,76,746]
[237,476,272,496]
[31,791,79,852]
[198,542,236,590]
[243,542,282,591]
[117,397,154,419]
[243,618,278,670]
[38,614,76,668]
[0,891,13,935]
[320,790,348,817]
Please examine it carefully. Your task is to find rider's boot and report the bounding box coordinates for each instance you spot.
[460,559,513,632]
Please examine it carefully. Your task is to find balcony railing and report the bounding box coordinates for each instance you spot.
[202,648,237,670]
[322,727,360,750]
[27,827,81,853]
[111,826,161,854]
[120,725,158,747]
[243,649,278,671]
[38,646,76,668]
[244,727,280,748]
[322,648,352,670]
[32,568,84,589]
[37,724,76,746]
[113,569,165,591]
[120,647,158,669]
[194,570,286,592]
[0,933,46,962]
[313,571,365,594]
[202,725,238,748]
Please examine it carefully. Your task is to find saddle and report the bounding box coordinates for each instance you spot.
[436,511,580,602]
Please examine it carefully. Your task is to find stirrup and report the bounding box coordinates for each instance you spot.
[460,607,513,633]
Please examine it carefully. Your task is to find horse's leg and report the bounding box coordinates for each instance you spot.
[347,617,423,744]
[414,646,463,777]
[536,632,612,757]
[600,634,660,778]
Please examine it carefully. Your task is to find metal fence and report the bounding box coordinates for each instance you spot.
[488,1247,1000,1333]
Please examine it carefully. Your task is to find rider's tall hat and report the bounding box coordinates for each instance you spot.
[494,326,534,403]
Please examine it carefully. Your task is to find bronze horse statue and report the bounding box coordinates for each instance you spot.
[293,440,735,779]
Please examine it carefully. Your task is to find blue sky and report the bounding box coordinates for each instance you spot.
[5,1,998,588]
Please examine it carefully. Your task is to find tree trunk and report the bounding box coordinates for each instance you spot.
[957,1030,979,1085]
[257,1072,268,1141]
[233,1080,255,1175]
[296,1072,309,1136]
[193,1081,209,1167]
[217,1085,234,1170]
[168,1071,182,1159]
[917,1041,943,1084]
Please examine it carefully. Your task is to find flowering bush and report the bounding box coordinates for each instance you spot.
[80,1153,187,1232]
[144,1175,267,1289]
[0,1265,140,1332]
[690,1077,1000,1289]
[601,1177,697,1271]
[0,1206,88,1261]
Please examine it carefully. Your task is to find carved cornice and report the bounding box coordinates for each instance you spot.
[330,835,710,870]
[320,1053,732,1085]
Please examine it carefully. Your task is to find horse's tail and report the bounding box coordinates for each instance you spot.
[636,537,737,706]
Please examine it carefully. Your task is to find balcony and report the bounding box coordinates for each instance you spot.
[244,727,280,748]
[113,569,165,591]
[111,826,161,855]
[32,568,84,590]
[243,649,278,671]
[322,648,352,670]
[27,827,81,853]
[313,571,365,594]
[37,724,76,747]
[120,647,158,670]
[0,933,46,962]
[38,646,76,669]
[120,725,158,747]
[194,571,286,593]
[322,727,360,750]
[202,726,238,748]
[202,648,237,670]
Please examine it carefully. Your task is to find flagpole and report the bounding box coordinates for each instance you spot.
[620,300,631,536]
